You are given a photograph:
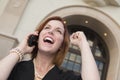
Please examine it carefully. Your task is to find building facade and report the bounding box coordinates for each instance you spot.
[0,0,120,80]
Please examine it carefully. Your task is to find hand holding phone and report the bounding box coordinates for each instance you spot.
[27,35,38,47]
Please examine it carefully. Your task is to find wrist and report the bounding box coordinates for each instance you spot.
[78,41,89,50]
[9,47,24,62]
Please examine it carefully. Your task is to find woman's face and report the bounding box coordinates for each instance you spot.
[38,20,65,54]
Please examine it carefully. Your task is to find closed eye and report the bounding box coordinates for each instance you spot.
[56,29,63,34]
[44,25,51,29]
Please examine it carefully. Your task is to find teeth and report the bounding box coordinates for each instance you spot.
[44,37,54,44]
[45,37,53,42]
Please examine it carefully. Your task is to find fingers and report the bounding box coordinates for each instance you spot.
[33,31,39,36]
[70,31,87,44]
[70,31,84,40]
[17,31,39,54]
[27,31,39,37]
[25,31,39,41]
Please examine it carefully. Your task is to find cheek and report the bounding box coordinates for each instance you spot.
[56,36,64,45]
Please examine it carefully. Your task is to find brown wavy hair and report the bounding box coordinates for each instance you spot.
[32,16,70,67]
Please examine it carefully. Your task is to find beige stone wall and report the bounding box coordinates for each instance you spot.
[0,0,29,59]
[12,0,120,41]
[0,0,9,16]
[0,0,29,34]
[0,32,18,59]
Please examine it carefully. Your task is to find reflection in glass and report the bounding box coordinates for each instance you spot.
[99,62,103,70]
[69,53,76,61]
[67,61,74,70]
[95,46,102,57]
[88,40,93,47]
[65,52,70,59]
[73,63,80,72]
[61,59,67,68]
[76,55,81,63]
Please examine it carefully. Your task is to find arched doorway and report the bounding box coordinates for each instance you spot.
[42,5,120,80]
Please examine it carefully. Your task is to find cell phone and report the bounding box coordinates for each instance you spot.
[27,35,38,47]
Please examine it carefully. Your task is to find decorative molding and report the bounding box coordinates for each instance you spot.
[0,0,29,34]
[44,5,120,80]
[83,0,120,7]
[0,32,19,59]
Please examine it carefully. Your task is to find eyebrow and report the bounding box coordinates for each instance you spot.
[47,24,64,31]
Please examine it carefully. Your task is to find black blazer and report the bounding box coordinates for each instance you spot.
[8,60,82,80]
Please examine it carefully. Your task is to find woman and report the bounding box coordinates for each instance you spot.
[0,16,100,80]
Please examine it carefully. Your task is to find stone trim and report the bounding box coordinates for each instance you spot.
[43,5,120,80]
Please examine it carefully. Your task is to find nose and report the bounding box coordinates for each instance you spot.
[48,30,54,35]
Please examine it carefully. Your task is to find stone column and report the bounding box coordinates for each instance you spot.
[0,0,29,34]
[0,0,29,59]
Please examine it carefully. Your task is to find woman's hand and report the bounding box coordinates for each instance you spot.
[70,31,88,50]
[17,32,38,55]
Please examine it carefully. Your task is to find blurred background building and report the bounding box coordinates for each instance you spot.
[0,0,120,80]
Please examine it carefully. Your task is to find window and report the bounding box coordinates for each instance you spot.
[61,25,109,80]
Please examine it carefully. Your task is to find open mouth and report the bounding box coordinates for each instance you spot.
[43,37,54,44]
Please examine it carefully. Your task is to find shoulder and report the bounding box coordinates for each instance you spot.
[15,60,34,72]
[49,66,82,80]
[14,60,33,69]
[17,60,33,66]
[8,60,34,80]
[9,60,34,73]
[57,67,82,80]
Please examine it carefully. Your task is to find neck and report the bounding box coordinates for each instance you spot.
[33,51,55,78]
[33,59,54,80]
[35,51,55,68]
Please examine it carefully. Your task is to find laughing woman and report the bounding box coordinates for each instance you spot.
[0,16,100,80]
